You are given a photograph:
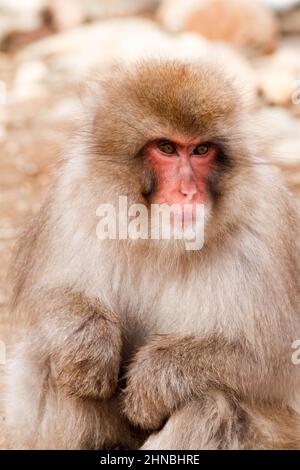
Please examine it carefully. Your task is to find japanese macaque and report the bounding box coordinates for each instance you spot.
[5,59,300,450]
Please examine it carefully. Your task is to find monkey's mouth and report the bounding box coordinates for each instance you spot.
[152,191,206,223]
[146,201,205,234]
[172,204,204,229]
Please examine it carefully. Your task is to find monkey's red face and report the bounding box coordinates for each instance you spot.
[144,138,216,222]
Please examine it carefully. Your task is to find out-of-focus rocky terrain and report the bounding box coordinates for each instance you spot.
[1,0,300,448]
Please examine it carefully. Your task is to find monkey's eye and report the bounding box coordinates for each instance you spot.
[194,144,209,156]
[158,141,176,155]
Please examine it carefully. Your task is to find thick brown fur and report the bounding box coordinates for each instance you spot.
[5,59,300,449]
[142,394,300,450]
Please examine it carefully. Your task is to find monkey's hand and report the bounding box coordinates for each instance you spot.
[122,334,258,430]
[123,335,199,430]
[40,290,122,400]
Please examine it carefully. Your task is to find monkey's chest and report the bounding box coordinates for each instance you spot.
[120,275,229,355]
[112,254,257,358]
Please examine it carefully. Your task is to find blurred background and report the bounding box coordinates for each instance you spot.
[1,0,300,448]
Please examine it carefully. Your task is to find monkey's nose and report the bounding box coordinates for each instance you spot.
[180,180,198,200]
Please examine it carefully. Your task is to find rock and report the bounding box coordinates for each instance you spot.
[0,15,42,45]
[258,70,295,106]
[0,0,48,39]
[0,0,51,51]
[0,26,52,54]
[255,47,300,106]
[262,0,300,10]
[261,1,300,35]
[11,60,48,102]
[280,7,300,34]
[258,107,300,166]
[157,0,203,32]
[45,0,85,31]
[0,0,47,14]
[0,120,6,143]
[0,287,9,306]
[15,18,202,70]
[253,107,300,194]
[83,0,160,20]
[157,0,279,55]
[12,17,256,104]
[0,80,6,142]
[0,227,18,240]
[48,98,80,121]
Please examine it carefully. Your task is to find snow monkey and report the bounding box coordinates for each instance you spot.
[6,59,300,449]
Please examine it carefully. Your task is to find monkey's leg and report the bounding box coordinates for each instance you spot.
[5,341,138,450]
[141,393,300,450]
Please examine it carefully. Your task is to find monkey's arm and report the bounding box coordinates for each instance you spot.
[25,288,122,400]
[123,334,276,430]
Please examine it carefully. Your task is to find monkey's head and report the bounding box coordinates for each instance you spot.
[85,59,257,250]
